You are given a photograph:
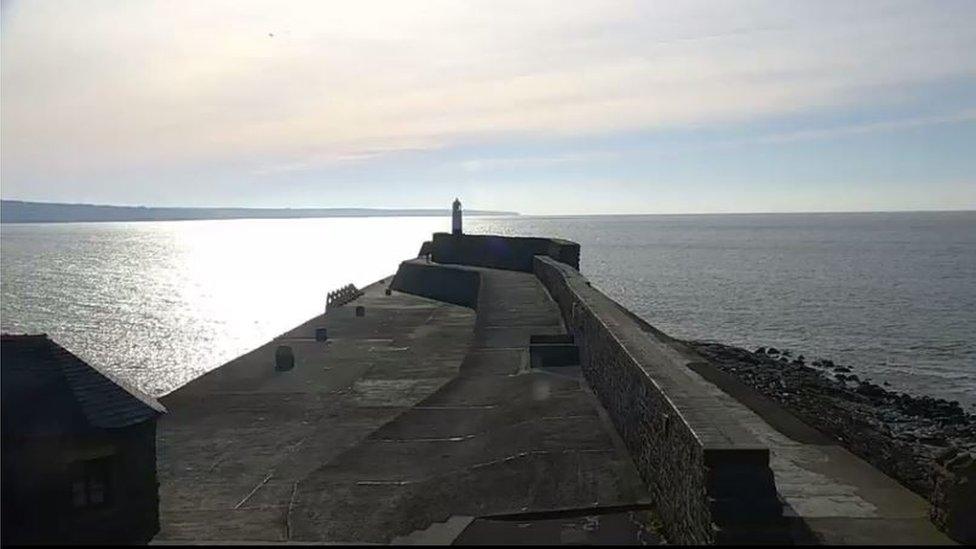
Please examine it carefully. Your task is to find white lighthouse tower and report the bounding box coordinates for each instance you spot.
[451,198,463,235]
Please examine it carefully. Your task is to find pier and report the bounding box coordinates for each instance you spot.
[155,232,956,545]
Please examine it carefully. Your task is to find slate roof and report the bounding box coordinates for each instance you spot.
[1,334,164,432]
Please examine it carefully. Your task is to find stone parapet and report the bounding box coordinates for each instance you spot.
[389,259,482,309]
[430,232,580,272]
[931,450,975,544]
[533,255,786,544]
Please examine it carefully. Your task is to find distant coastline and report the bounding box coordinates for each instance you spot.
[0,200,518,224]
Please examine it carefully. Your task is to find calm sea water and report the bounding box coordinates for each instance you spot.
[2,212,974,407]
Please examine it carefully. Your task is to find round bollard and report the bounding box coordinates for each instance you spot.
[275,345,295,371]
[315,327,328,342]
[385,288,392,296]
[355,305,366,317]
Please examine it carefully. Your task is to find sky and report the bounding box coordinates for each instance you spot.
[2,0,975,215]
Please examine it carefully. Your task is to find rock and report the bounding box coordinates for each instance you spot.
[935,448,959,464]
[835,366,851,373]
[755,346,767,354]
[947,453,972,470]
[857,382,887,398]
[767,347,779,355]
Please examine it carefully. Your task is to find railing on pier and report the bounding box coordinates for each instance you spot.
[326,283,363,311]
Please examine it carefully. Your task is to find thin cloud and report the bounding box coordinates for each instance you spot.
[459,151,618,173]
[718,109,976,148]
[2,0,975,198]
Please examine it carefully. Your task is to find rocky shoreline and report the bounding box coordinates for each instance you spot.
[686,340,975,543]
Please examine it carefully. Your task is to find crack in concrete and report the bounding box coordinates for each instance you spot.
[377,435,476,443]
[234,437,307,511]
[234,472,273,510]
[284,481,298,541]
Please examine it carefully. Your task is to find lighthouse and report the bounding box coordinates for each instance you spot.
[452,198,463,235]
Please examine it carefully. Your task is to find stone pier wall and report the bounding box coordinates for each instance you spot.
[389,259,482,309]
[390,236,787,544]
[430,232,580,272]
[533,255,786,544]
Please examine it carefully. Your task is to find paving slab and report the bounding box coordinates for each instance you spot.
[680,351,956,544]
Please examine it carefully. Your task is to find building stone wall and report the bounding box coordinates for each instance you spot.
[2,421,160,545]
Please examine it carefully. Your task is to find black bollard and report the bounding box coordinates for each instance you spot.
[315,327,328,342]
[355,306,365,317]
[275,345,295,371]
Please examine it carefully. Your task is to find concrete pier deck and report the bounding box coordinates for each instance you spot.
[155,272,658,543]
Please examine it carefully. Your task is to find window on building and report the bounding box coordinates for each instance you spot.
[68,457,113,509]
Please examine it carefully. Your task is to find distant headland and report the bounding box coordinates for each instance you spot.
[0,200,518,224]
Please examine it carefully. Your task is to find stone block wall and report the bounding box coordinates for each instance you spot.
[390,260,482,309]
[930,450,975,544]
[430,232,579,272]
[533,256,785,544]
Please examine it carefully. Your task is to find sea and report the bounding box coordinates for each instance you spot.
[2,211,974,407]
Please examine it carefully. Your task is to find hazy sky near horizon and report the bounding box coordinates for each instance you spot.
[2,0,975,215]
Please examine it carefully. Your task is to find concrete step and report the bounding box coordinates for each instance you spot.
[529,334,580,369]
[714,522,795,545]
[709,494,784,525]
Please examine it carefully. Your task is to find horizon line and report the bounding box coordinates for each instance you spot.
[1,198,973,222]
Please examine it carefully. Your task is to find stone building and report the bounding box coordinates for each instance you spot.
[1,334,165,545]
